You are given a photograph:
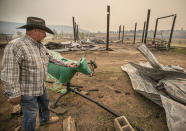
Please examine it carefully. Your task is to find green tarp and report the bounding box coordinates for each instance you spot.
[47,50,91,84]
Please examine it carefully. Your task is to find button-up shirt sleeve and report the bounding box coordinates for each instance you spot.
[1,41,23,98]
[44,47,69,67]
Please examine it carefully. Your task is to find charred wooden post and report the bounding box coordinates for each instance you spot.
[76,24,79,41]
[74,22,77,42]
[142,21,146,43]
[168,14,177,50]
[133,23,137,44]
[118,25,121,40]
[106,5,110,50]
[122,25,125,44]
[153,19,159,44]
[72,17,76,42]
[144,9,150,44]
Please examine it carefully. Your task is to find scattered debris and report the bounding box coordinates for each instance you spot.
[45,42,65,49]
[11,105,22,117]
[114,116,134,131]
[98,95,104,98]
[121,43,186,131]
[125,92,130,95]
[45,39,106,52]
[90,39,105,44]
[80,90,89,95]
[111,40,122,43]
[115,90,121,94]
[63,116,76,131]
[70,42,81,48]
[49,106,67,115]
[88,88,99,92]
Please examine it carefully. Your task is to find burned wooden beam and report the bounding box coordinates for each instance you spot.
[72,17,76,42]
[168,15,177,50]
[63,116,76,131]
[76,24,79,41]
[74,22,77,42]
[144,9,150,44]
[106,5,110,50]
[133,23,137,44]
[153,19,159,44]
[141,21,146,43]
[122,25,125,44]
[118,25,121,40]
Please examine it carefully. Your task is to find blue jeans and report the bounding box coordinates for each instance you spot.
[20,88,50,131]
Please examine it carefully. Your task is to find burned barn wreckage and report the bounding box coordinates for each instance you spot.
[43,8,184,131]
[45,39,106,52]
[122,44,186,131]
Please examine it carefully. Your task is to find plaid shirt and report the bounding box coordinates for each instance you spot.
[1,35,68,98]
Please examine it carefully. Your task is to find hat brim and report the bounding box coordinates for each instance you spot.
[17,24,54,35]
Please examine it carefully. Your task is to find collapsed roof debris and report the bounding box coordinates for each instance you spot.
[90,39,105,44]
[45,41,71,50]
[121,44,186,131]
[45,39,106,52]
[111,40,122,43]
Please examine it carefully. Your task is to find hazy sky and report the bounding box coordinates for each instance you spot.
[0,0,185,32]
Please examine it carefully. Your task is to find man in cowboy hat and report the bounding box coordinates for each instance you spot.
[1,16,76,131]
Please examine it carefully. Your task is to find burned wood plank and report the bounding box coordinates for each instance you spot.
[63,116,76,131]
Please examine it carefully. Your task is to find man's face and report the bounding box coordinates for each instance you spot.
[34,29,46,42]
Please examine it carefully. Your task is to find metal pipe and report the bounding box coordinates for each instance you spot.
[168,15,177,50]
[51,90,70,109]
[70,87,120,117]
[153,19,159,44]
[144,9,150,44]
[70,87,143,131]
[106,5,110,50]
[122,25,125,44]
[133,23,137,44]
[141,21,146,43]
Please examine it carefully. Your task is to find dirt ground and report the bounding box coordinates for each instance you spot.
[0,43,186,131]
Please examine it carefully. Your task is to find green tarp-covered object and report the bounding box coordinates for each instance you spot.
[47,50,91,84]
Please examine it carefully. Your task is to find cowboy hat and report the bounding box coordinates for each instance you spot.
[17,16,54,34]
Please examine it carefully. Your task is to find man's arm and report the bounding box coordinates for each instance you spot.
[1,43,22,104]
[45,47,76,68]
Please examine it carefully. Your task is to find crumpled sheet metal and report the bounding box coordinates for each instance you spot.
[121,44,186,131]
[161,95,186,131]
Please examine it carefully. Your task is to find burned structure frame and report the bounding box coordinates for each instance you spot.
[153,14,177,50]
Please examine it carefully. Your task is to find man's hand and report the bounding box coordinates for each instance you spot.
[8,96,21,105]
[68,62,77,68]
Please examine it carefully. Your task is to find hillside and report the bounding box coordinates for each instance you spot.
[0,21,89,34]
